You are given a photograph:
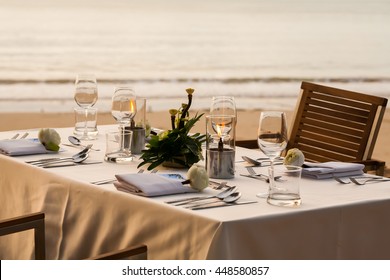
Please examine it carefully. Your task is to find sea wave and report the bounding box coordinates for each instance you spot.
[1,77,390,113]
[1,77,390,85]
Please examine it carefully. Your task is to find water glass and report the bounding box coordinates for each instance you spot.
[73,107,98,140]
[104,129,133,163]
[267,165,302,207]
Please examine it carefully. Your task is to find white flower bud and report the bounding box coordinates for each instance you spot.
[187,165,209,191]
[38,128,61,151]
[283,148,305,167]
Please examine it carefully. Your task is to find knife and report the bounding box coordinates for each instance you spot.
[42,161,103,168]
[190,200,258,210]
[240,174,268,181]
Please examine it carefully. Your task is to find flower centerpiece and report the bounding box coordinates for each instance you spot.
[138,88,206,170]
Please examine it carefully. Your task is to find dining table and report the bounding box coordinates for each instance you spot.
[1,125,390,260]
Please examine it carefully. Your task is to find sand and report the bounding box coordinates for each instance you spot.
[1,109,389,174]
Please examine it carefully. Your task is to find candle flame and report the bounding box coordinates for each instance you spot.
[130,99,136,113]
[216,123,224,137]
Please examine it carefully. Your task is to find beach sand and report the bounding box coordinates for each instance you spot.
[1,109,389,175]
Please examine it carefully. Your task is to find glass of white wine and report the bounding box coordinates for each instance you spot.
[256,111,288,198]
[74,74,98,139]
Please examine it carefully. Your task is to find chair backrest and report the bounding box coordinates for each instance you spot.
[0,212,46,260]
[287,81,387,163]
[0,212,147,260]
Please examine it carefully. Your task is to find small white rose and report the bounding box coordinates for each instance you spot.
[283,148,305,167]
[186,165,209,191]
[38,128,61,151]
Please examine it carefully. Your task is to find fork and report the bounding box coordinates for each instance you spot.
[334,175,383,184]
[246,167,282,182]
[350,177,390,185]
[333,176,352,184]
[10,132,29,139]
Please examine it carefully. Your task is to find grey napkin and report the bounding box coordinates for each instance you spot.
[302,162,365,179]
[0,139,49,156]
[114,173,197,197]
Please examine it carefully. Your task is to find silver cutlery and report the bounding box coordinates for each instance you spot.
[184,192,241,208]
[350,177,390,185]
[9,132,28,139]
[333,176,352,184]
[20,132,29,139]
[25,144,92,164]
[42,161,103,168]
[209,180,230,190]
[10,133,19,139]
[166,186,238,205]
[91,178,117,185]
[190,200,258,210]
[34,152,89,167]
[240,173,270,182]
[67,136,100,151]
[246,167,283,181]
[241,156,283,166]
[235,157,271,163]
[334,175,383,184]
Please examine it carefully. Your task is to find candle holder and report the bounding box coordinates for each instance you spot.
[206,115,236,179]
[127,97,147,154]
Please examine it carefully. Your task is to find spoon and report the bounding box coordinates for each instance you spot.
[26,144,92,164]
[166,186,238,205]
[36,152,89,167]
[68,136,100,151]
[185,192,242,208]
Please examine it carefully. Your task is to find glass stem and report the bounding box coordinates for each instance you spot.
[119,124,125,152]
[83,108,88,139]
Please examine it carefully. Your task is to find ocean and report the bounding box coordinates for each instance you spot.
[0,0,389,113]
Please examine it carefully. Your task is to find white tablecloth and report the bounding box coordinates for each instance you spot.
[1,126,390,259]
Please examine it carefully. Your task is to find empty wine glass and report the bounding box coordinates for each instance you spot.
[74,74,98,139]
[210,96,237,144]
[210,96,236,118]
[111,87,137,128]
[256,111,288,198]
[107,87,137,162]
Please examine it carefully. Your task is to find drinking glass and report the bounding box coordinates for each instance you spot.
[210,96,237,144]
[74,74,98,139]
[109,87,137,162]
[256,111,288,198]
[210,96,236,118]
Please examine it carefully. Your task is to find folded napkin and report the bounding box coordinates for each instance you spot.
[114,173,197,197]
[302,162,365,179]
[0,139,49,156]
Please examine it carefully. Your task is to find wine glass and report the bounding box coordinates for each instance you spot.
[108,87,137,162]
[111,87,137,128]
[256,111,288,198]
[210,96,236,118]
[210,96,237,145]
[74,74,98,139]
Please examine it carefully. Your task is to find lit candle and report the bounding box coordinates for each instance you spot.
[206,122,235,179]
[217,124,224,151]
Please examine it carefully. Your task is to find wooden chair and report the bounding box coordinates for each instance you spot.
[0,212,46,260]
[0,212,147,260]
[287,81,387,175]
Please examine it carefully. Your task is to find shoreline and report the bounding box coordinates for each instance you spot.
[1,109,389,172]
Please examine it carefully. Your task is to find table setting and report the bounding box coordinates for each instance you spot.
[2,84,390,260]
